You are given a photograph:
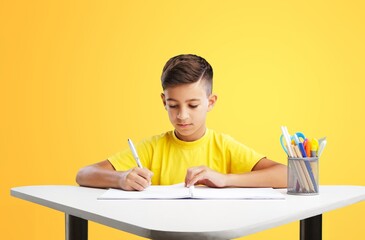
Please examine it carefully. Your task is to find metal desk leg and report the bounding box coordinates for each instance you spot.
[65,214,88,240]
[300,214,322,240]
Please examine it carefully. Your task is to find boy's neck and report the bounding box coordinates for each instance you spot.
[174,127,207,142]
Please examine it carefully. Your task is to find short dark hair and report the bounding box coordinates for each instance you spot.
[161,54,213,95]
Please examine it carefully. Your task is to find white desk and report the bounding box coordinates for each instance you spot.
[11,185,365,240]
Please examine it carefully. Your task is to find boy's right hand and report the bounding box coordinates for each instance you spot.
[119,167,153,191]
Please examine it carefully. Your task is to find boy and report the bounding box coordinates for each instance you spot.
[76,54,287,191]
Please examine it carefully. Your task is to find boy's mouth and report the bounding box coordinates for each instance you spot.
[177,123,192,128]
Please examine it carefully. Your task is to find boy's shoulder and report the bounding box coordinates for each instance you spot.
[209,129,236,141]
[208,129,253,149]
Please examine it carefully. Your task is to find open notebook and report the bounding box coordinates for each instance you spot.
[98,183,285,200]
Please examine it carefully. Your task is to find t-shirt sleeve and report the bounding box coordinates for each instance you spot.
[108,149,136,171]
[225,136,266,173]
[108,139,153,171]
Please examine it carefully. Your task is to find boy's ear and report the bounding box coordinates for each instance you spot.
[207,94,218,111]
[161,93,167,109]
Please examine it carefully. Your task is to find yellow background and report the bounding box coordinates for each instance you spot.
[1,1,364,239]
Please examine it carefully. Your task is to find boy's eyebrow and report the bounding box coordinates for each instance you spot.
[166,98,201,102]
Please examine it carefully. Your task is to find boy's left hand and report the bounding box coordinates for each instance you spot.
[185,166,227,188]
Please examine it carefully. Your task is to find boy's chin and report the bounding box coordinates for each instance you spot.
[174,128,205,142]
[174,128,192,139]
[175,129,191,136]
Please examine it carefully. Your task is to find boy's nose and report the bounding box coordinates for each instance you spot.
[177,109,189,120]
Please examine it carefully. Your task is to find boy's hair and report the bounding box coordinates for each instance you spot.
[161,54,213,95]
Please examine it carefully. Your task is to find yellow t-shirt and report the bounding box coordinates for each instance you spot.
[108,129,265,185]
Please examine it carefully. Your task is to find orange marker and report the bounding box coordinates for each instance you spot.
[304,139,311,158]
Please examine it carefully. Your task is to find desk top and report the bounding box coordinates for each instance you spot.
[11,185,365,240]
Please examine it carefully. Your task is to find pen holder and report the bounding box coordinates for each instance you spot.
[287,157,319,195]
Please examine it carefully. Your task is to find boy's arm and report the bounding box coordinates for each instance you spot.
[76,160,153,191]
[185,158,287,188]
[228,158,287,188]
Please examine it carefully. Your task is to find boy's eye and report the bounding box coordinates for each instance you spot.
[167,104,198,109]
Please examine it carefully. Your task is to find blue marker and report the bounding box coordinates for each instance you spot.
[298,142,307,158]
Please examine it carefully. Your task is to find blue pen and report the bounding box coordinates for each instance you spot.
[298,142,307,158]
[293,134,307,158]
[297,138,315,189]
[299,141,318,192]
[296,135,318,192]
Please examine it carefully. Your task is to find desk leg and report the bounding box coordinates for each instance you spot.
[300,214,322,240]
[65,214,88,240]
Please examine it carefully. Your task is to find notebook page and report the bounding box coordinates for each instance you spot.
[192,186,285,200]
[98,183,190,200]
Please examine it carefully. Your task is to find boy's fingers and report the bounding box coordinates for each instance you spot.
[133,167,153,180]
[129,178,149,191]
[123,168,153,191]
[187,173,204,187]
[185,167,198,185]
[185,166,207,187]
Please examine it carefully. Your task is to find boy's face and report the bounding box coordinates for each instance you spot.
[161,80,217,142]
